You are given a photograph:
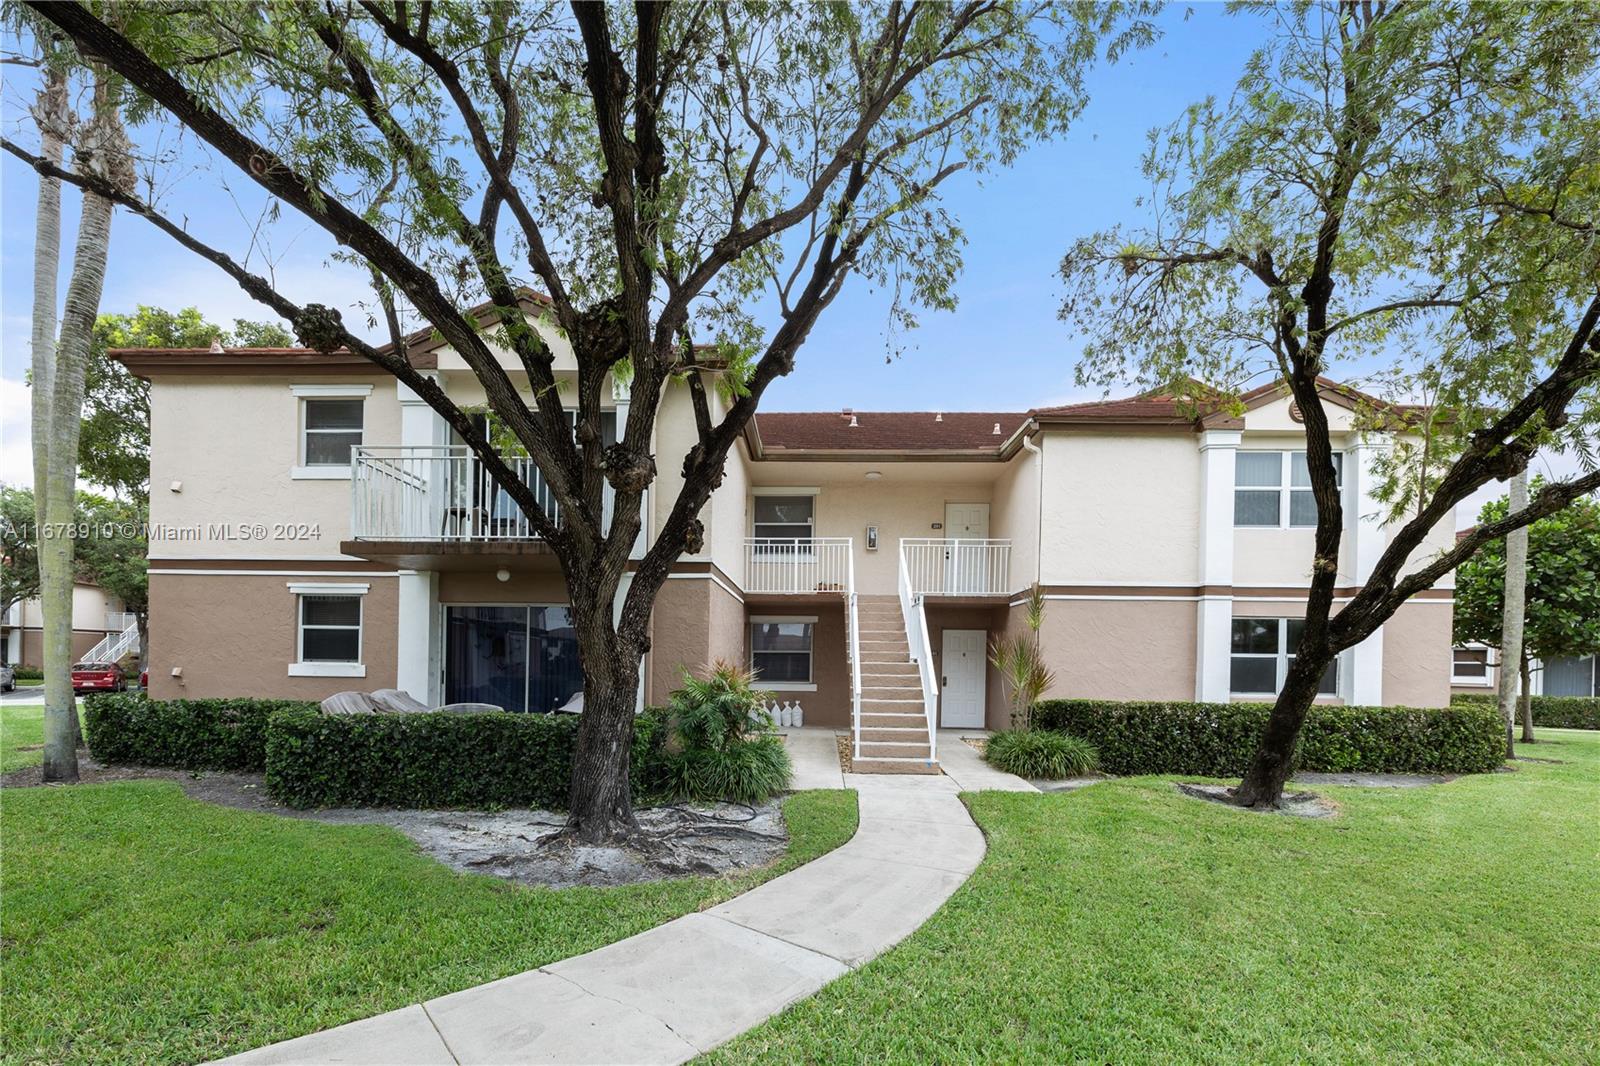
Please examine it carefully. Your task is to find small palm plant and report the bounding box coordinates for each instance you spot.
[989,583,1056,731]
[664,661,792,804]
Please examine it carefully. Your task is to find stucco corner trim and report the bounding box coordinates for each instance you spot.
[289,383,374,398]
[288,662,367,678]
[291,465,354,480]
[287,582,372,595]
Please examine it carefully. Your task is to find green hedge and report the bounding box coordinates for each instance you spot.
[1032,699,1505,776]
[264,706,670,809]
[84,692,316,772]
[1451,692,1600,730]
[10,666,43,681]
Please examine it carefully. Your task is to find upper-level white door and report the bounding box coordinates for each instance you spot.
[944,503,990,593]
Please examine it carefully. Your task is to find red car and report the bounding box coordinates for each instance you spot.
[71,662,127,695]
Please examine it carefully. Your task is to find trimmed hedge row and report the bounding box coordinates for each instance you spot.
[1451,692,1600,730]
[84,692,316,772]
[1032,699,1505,776]
[264,705,670,809]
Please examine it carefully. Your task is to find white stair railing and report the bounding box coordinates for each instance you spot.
[847,552,862,762]
[897,542,940,765]
[82,617,139,665]
[900,538,1012,596]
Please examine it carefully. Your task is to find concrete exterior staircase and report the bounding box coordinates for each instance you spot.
[852,595,939,775]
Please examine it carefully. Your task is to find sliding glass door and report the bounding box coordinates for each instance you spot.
[444,605,583,713]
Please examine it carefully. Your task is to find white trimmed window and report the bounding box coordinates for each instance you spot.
[292,384,371,478]
[1235,451,1343,527]
[750,616,814,689]
[752,493,815,542]
[288,583,368,677]
[1230,618,1338,696]
[1451,645,1493,685]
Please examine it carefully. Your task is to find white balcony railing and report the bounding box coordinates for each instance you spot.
[351,444,582,541]
[742,538,854,595]
[899,538,1013,596]
[105,611,137,633]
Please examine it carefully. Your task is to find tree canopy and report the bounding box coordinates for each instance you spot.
[1455,486,1600,666]
[82,306,291,499]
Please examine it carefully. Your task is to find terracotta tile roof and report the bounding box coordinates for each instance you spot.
[753,410,1029,452]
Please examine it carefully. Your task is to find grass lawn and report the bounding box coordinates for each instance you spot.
[0,704,47,772]
[1,778,857,1065]
[713,729,1600,1065]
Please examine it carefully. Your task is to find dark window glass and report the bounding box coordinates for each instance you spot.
[753,496,814,543]
[751,621,813,683]
[303,595,361,627]
[302,626,360,662]
[300,594,362,662]
[1232,618,1278,654]
[1229,656,1277,694]
[443,605,583,713]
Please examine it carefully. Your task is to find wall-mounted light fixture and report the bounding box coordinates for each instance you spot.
[495,568,511,582]
[866,525,879,551]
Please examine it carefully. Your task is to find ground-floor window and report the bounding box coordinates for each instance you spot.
[288,583,369,677]
[444,605,581,713]
[1452,645,1493,685]
[1230,617,1338,697]
[1544,654,1598,697]
[750,616,813,686]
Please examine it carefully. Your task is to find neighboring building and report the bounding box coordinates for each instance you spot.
[2,581,133,668]
[1451,645,1600,699]
[115,294,1460,771]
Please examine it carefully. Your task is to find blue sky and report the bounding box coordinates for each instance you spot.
[0,5,1560,516]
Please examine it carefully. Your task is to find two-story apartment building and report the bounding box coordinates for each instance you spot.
[118,294,1458,772]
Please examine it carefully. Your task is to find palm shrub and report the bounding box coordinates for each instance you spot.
[663,661,792,804]
[990,583,1055,730]
[985,729,1099,779]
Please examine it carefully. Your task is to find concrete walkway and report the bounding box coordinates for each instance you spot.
[213,773,984,1065]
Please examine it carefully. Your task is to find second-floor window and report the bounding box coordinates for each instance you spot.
[1230,617,1338,697]
[752,494,815,544]
[1235,451,1343,528]
[302,398,365,466]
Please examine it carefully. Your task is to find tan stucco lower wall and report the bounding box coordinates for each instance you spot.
[147,573,398,701]
[438,571,569,604]
[1382,599,1453,708]
[13,629,116,669]
[1037,598,1198,703]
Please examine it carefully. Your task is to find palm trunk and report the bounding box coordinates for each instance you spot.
[1497,470,1529,759]
[29,70,67,533]
[1233,652,1331,807]
[1518,653,1535,743]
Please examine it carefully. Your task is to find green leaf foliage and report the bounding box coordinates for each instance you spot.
[84,692,315,772]
[1033,699,1505,776]
[264,705,670,810]
[1453,485,1600,662]
[1452,693,1599,731]
[983,730,1099,779]
[663,661,791,804]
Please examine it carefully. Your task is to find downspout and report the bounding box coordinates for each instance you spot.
[1022,427,1044,587]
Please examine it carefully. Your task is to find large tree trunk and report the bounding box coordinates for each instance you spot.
[1518,653,1535,743]
[564,615,644,844]
[1498,469,1530,758]
[1232,652,1333,807]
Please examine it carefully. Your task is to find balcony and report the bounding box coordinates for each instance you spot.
[899,538,1013,598]
[343,445,630,570]
[742,538,854,596]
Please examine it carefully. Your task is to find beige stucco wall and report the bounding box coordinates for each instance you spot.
[146,573,398,701]
[149,375,400,558]
[1037,432,1203,586]
[17,584,122,631]
[1382,599,1454,707]
[1037,597,1198,701]
[923,603,1011,731]
[437,570,570,604]
[990,447,1040,587]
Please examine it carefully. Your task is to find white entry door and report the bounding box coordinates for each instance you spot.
[943,503,991,594]
[940,629,987,728]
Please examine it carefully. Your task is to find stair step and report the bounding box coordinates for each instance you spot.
[858,726,929,742]
[859,741,932,759]
[860,711,927,728]
[850,757,942,776]
[860,699,924,714]
[862,688,921,701]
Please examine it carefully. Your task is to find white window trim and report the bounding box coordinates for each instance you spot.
[290,583,368,676]
[294,386,370,478]
[1230,617,1341,698]
[1234,450,1345,529]
[750,614,816,689]
[1451,643,1496,686]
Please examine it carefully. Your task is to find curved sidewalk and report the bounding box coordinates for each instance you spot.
[213,772,986,1065]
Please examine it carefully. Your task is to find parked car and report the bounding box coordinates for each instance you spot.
[140,668,149,689]
[0,663,14,693]
[71,662,126,695]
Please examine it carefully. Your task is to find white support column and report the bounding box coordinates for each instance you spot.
[1347,437,1390,706]
[1196,429,1242,702]
[396,570,439,704]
